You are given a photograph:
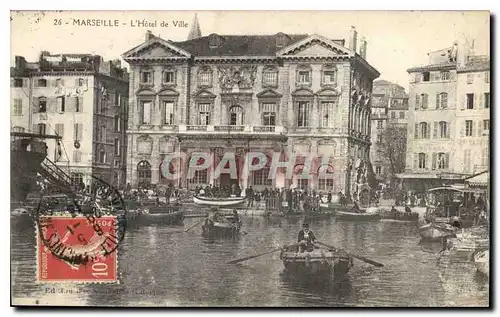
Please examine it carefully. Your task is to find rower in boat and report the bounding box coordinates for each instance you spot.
[297,223,318,253]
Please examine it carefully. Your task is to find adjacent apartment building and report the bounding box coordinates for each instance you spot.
[10,52,129,187]
[401,40,490,191]
[370,80,408,182]
[122,22,379,194]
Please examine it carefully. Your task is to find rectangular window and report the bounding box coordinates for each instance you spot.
[189,170,208,185]
[436,93,448,108]
[74,123,83,141]
[198,104,210,125]
[56,96,65,113]
[318,179,334,191]
[13,99,22,116]
[262,103,276,126]
[37,79,47,87]
[55,123,64,138]
[422,72,430,82]
[38,124,46,135]
[100,126,107,142]
[141,101,152,125]
[391,111,396,119]
[14,78,23,87]
[483,119,490,132]
[323,71,336,84]
[466,94,474,109]
[399,111,405,119]
[298,71,310,84]
[375,166,382,174]
[485,71,490,83]
[99,151,106,164]
[320,102,335,127]
[199,72,212,86]
[114,116,121,132]
[70,172,83,186]
[115,92,120,106]
[163,71,175,84]
[441,71,450,81]
[484,93,490,108]
[465,120,473,136]
[114,138,120,156]
[163,101,174,125]
[38,98,47,113]
[253,168,272,186]
[75,97,83,112]
[439,122,448,138]
[73,150,82,163]
[141,71,152,84]
[377,120,383,129]
[297,178,309,190]
[263,71,278,86]
[418,153,426,169]
[467,73,474,84]
[377,134,383,143]
[297,102,309,127]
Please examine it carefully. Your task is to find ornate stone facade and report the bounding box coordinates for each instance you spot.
[122,31,379,192]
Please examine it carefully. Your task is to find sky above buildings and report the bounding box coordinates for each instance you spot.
[11,10,489,90]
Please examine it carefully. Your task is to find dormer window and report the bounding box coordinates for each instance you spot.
[209,33,223,48]
[276,33,288,48]
[262,67,278,87]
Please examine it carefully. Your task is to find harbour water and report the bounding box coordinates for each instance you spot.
[11,212,489,307]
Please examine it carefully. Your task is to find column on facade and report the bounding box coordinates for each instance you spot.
[151,137,160,184]
[312,95,320,130]
[153,94,161,126]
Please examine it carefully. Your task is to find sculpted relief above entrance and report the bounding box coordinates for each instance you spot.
[217,66,258,90]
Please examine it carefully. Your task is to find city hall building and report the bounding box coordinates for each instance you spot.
[122,22,379,193]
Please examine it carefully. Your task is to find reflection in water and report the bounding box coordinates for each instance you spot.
[11,213,489,307]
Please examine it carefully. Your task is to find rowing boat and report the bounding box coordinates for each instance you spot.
[193,195,246,207]
[419,222,457,241]
[134,205,185,225]
[280,244,353,280]
[474,250,489,276]
[335,210,381,221]
[201,219,241,237]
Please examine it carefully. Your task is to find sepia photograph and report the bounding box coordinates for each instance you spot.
[9,10,490,307]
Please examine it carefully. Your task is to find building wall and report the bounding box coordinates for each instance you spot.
[10,77,31,131]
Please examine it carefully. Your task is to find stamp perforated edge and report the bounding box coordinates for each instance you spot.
[35,215,120,284]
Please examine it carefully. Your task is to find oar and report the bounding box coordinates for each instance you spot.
[184,219,204,232]
[316,241,384,268]
[227,248,282,264]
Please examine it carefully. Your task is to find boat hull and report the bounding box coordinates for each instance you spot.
[419,222,456,241]
[193,195,246,207]
[280,248,353,280]
[201,221,240,237]
[336,211,381,221]
[379,211,419,222]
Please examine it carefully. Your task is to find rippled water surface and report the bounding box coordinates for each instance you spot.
[11,212,489,307]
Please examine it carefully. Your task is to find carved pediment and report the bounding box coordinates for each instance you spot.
[256,89,282,99]
[291,88,314,97]
[316,87,341,97]
[122,38,191,60]
[277,34,353,58]
[193,89,217,99]
[158,88,180,96]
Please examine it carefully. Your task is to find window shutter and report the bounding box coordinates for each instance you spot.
[413,153,418,169]
[477,120,482,137]
[445,153,450,169]
[460,120,465,137]
[446,122,451,138]
[432,153,437,170]
[422,94,428,108]
[74,78,79,86]
[435,93,440,109]
[415,95,420,110]
[472,120,476,136]
[426,122,431,139]
[415,73,422,83]
[442,93,447,108]
[425,153,430,169]
[32,124,37,134]
[460,94,466,110]
[78,97,83,112]
[479,93,484,108]
[414,123,419,139]
[10,79,14,87]
[48,97,56,112]
[84,79,89,86]
[473,93,478,109]
[433,122,438,138]
[23,79,28,87]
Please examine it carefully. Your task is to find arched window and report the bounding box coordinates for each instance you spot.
[294,164,309,190]
[317,164,335,191]
[229,105,244,125]
[420,122,428,139]
[262,66,278,87]
[439,121,448,138]
[137,160,152,185]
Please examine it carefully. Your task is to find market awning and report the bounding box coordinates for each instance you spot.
[465,171,489,187]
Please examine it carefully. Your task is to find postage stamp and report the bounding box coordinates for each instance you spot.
[37,216,118,283]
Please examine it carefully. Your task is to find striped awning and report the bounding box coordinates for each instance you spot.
[465,171,489,187]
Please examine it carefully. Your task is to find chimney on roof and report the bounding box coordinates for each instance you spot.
[145,30,154,41]
[349,26,358,52]
[188,13,202,40]
[360,37,367,59]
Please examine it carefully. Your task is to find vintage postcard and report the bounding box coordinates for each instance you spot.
[10,10,490,307]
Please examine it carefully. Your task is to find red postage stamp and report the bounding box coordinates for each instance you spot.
[37,216,119,283]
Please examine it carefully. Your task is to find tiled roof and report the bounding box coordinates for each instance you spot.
[457,56,490,73]
[173,34,310,56]
[407,62,456,73]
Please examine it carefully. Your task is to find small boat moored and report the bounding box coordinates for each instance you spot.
[474,250,489,276]
[335,210,381,221]
[201,220,241,237]
[280,244,353,280]
[419,222,457,241]
[193,195,247,207]
[134,204,185,225]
